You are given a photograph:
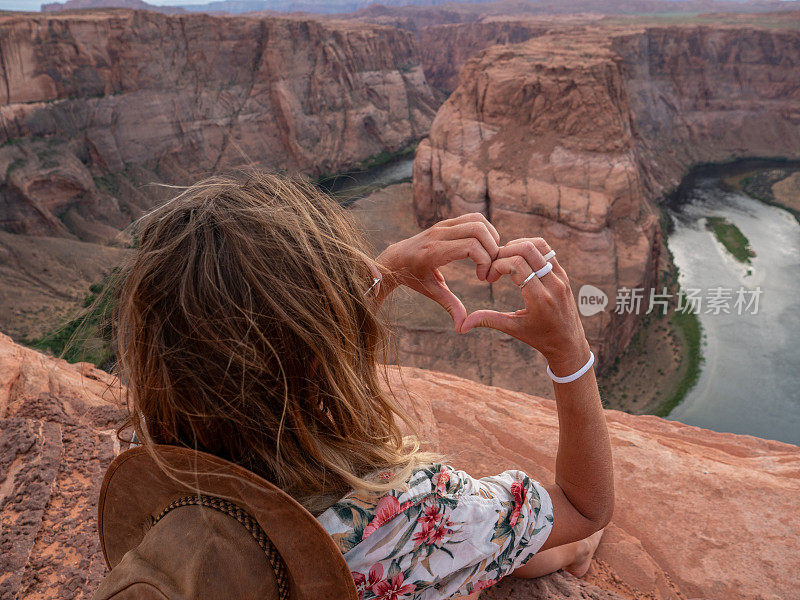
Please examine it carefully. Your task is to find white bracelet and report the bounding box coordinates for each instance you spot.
[546,351,595,384]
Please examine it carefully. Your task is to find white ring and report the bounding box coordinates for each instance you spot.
[364,276,382,296]
[543,250,556,261]
[534,261,553,278]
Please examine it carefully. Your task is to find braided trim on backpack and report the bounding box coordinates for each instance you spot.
[151,495,290,600]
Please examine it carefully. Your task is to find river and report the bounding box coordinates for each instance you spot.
[666,179,800,445]
[330,158,800,444]
[320,157,414,206]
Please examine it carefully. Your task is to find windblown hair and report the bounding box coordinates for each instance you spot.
[115,171,430,513]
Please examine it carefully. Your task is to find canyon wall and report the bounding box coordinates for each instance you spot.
[2,332,798,599]
[413,25,800,367]
[0,9,437,341]
[417,21,551,93]
[0,10,437,242]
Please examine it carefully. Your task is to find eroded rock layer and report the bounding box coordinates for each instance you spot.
[417,20,551,93]
[413,25,800,364]
[1,333,798,599]
[0,10,436,242]
[0,332,123,599]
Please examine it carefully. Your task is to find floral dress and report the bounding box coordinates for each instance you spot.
[316,463,554,599]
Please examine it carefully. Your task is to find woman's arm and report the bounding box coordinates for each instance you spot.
[460,238,614,549]
[371,213,501,331]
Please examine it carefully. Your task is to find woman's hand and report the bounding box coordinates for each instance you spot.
[460,237,590,376]
[376,213,501,332]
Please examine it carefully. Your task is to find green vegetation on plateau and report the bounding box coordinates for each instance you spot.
[21,273,118,370]
[654,309,703,418]
[705,216,755,264]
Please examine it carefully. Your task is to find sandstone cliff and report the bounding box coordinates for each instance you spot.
[0,10,436,241]
[412,25,800,369]
[417,21,551,94]
[0,333,123,598]
[1,332,797,599]
[0,9,437,341]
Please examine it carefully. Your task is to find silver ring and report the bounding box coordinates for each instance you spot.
[543,250,556,261]
[519,262,553,288]
[519,271,536,288]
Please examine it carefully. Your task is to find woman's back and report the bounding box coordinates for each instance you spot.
[102,171,613,598]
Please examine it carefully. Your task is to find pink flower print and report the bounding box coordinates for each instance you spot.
[509,480,527,527]
[371,572,415,600]
[429,522,449,545]
[363,495,413,540]
[351,563,383,600]
[474,579,498,590]
[412,520,434,547]
[434,467,450,492]
[412,517,452,547]
[353,572,366,599]
[417,503,443,529]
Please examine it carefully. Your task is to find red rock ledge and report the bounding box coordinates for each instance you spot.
[0,332,797,599]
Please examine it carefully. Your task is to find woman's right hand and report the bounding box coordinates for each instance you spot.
[460,237,591,376]
[463,238,613,550]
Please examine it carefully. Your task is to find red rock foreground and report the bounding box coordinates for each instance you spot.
[1,332,797,599]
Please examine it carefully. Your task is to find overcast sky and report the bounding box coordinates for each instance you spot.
[0,0,213,9]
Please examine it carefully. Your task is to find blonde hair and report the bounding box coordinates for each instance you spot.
[115,171,432,513]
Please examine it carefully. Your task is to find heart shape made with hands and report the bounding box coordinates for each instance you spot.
[387,213,560,338]
[428,242,557,336]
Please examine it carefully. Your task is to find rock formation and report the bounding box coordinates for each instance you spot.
[413,25,800,367]
[0,9,437,340]
[0,332,123,598]
[0,9,436,242]
[1,332,797,599]
[417,21,551,94]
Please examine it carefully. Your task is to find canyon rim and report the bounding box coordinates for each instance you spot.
[1,4,799,599]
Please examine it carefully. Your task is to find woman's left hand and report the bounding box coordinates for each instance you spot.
[375,213,501,332]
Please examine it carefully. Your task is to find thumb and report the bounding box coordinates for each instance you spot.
[423,273,467,332]
[461,309,518,335]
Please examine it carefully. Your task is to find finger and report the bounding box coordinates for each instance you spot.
[461,309,521,335]
[499,239,549,266]
[435,212,500,246]
[506,237,567,278]
[485,256,547,301]
[505,237,552,256]
[493,241,560,287]
[487,255,531,286]
[434,222,500,279]
[435,238,493,281]
[423,270,468,331]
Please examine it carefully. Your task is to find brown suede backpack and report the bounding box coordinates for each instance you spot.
[92,445,358,600]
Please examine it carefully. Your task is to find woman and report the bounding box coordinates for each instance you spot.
[115,171,613,598]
